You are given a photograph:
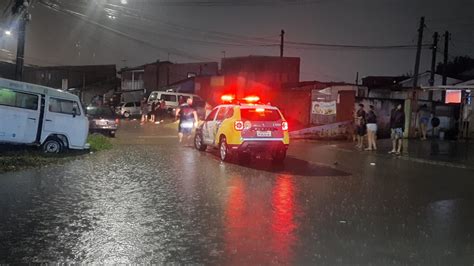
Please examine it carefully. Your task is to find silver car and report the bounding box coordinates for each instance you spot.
[116,101,141,118]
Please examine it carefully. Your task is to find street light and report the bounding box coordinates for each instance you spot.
[4,30,12,36]
[120,0,128,4]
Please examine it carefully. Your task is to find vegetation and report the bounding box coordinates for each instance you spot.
[87,134,113,152]
[0,134,113,173]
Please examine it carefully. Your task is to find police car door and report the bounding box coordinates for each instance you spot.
[212,107,228,144]
[202,107,219,145]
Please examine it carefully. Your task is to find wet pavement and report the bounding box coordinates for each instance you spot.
[1,120,474,264]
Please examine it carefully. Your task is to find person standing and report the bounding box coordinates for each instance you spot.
[390,103,405,155]
[355,104,366,149]
[150,101,157,123]
[417,104,431,140]
[175,98,198,143]
[158,99,166,123]
[365,105,377,151]
[140,97,149,124]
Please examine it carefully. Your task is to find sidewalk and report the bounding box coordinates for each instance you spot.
[331,138,474,169]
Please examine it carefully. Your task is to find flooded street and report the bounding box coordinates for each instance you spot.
[1,121,474,264]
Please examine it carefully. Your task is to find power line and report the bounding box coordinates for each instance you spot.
[38,0,215,62]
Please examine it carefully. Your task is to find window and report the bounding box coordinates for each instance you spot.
[0,87,38,110]
[216,107,234,121]
[216,107,228,121]
[86,106,114,116]
[162,94,177,102]
[226,108,234,119]
[240,108,282,121]
[125,102,134,107]
[149,92,158,101]
[49,98,81,115]
[206,108,219,121]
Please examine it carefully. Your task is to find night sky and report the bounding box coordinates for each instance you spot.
[0,0,473,82]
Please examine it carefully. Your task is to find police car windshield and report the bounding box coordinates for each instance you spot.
[240,108,281,121]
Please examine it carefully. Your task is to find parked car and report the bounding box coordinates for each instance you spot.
[86,106,119,137]
[116,101,142,118]
[0,77,89,153]
[147,91,206,118]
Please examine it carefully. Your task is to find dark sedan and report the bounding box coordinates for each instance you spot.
[86,106,119,137]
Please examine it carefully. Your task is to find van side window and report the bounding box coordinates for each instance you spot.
[0,87,38,110]
[125,102,134,107]
[49,98,81,115]
[162,94,177,102]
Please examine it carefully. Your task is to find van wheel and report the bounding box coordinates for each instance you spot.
[219,137,232,162]
[123,112,130,118]
[42,137,63,154]
[194,132,207,151]
[109,132,116,138]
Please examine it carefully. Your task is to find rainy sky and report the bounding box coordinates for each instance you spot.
[0,0,473,82]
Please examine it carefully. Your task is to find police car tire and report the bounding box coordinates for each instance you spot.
[194,133,207,151]
[219,137,232,162]
[272,149,286,163]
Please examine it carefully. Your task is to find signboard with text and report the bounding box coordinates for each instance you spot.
[312,101,336,115]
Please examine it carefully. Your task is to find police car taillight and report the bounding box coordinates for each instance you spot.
[234,120,244,131]
[282,121,288,131]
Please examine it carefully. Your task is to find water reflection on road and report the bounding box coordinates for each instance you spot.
[1,131,474,264]
[224,174,298,265]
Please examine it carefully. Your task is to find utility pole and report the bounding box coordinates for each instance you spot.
[429,32,439,101]
[13,0,31,81]
[412,16,425,88]
[355,72,359,85]
[406,16,425,138]
[442,31,450,86]
[280,29,285,58]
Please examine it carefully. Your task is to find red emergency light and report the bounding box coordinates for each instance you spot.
[243,95,260,103]
[221,94,235,102]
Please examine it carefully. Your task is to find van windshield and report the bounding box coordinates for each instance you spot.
[149,93,158,101]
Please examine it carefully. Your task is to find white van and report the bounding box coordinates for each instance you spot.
[0,78,89,153]
[147,91,205,110]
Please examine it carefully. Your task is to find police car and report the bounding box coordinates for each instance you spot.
[194,95,289,162]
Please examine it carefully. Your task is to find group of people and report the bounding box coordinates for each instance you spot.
[354,103,406,155]
[140,97,167,124]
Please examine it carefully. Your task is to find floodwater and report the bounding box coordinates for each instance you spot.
[1,122,473,264]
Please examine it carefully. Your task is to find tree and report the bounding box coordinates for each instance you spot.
[436,56,474,79]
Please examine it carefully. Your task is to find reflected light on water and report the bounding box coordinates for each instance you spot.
[224,174,297,264]
[271,175,297,261]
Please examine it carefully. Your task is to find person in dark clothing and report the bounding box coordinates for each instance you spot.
[140,97,149,124]
[389,103,405,155]
[365,105,377,151]
[150,101,157,123]
[175,98,198,143]
[158,99,166,122]
[355,104,366,149]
